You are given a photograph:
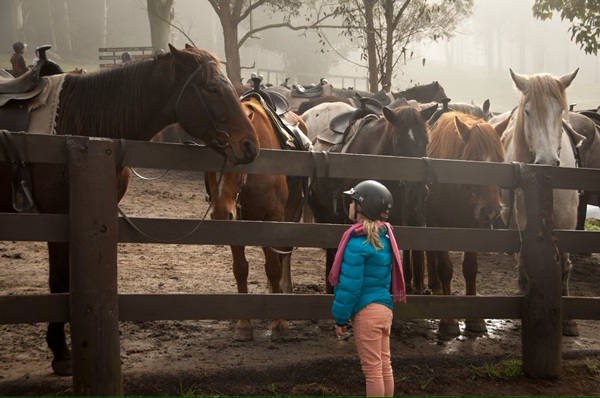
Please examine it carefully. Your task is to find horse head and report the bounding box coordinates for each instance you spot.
[168,44,259,165]
[429,112,506,227]
[510,68,578,166]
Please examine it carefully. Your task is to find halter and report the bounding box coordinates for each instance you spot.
[175,62,231,151]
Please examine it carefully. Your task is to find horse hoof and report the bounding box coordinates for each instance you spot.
[270,322,289,342]
[465,318,487,334]
[233,327,254,341]
[51,358,73,376]
[562,320,579,336]
[438,319,461,338]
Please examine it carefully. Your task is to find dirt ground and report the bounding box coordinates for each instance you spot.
[1,170,599,396]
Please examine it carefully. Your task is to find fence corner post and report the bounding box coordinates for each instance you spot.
[519,163,562,378]
[67,136,122,395]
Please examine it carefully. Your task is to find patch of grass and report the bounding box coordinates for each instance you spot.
[177,381,201,397]
[290,382,336,396]
[267,383,277,393]
[468,358,523,380]
[584,358,600,376]
[585,218,600,231]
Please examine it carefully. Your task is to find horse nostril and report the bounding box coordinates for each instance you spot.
[210,213,214,220]
[242,138,259,161]
[227,212,235,221]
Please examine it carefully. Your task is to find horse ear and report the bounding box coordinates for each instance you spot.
[482,99,491,115]
[420,104,438,122]
[455,116,472,142]
[382,106,398,124]
[510,68,529,92]
[185,43,194,49]
[558,68,579,89]
[168,43,180,55]
[493,114,510,138]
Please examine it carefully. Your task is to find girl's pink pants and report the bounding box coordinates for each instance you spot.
[353,303,394,396]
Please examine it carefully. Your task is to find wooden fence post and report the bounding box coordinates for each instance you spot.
[519,164,562,378]
[67,137,122,395]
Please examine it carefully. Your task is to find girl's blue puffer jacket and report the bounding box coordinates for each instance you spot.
[331,228,393,326]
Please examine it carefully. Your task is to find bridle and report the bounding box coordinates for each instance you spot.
[175,62,232,152]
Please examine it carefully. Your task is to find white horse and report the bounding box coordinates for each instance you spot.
[300,101,356,146]
[500,68,585,336]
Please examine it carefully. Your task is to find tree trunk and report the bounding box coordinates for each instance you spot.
[147,0,174,52]
[0,0,21,51]
[381,0,396,92]
[49,0,72,55]
[363,0,378,93]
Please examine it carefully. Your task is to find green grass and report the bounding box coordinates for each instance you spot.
[468,358,523,380]
[585,218,600,231]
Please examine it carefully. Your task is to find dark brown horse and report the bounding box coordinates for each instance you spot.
[0,44,259,376]
[306,100,436,294]
[204,93,308,342]
[424,111,505,336]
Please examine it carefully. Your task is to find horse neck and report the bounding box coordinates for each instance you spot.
[56,65,174,141]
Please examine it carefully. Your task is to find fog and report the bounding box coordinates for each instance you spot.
[11,0,597,113]
[168,0,598,112]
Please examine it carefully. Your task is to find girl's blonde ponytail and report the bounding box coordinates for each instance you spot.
[362,219,383,249]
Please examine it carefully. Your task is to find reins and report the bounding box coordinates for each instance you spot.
[117,145,228,243]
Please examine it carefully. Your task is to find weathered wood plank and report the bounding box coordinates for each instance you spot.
[2,294,597,325]
[67,137,122,395]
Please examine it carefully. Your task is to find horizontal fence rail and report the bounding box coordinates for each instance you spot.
[2,134,600,392]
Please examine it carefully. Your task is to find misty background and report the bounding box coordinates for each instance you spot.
[4,0,599,113]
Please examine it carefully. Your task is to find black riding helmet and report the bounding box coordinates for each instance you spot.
[344,180,393,221]
[13,41,26,53]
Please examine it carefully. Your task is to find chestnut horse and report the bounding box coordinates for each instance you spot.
[204,93,309,342]
[424,111,505,336]
[0,44,259,375]
[500,69,584,336]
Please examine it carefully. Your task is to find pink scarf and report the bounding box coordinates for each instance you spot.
[328,222,406,303]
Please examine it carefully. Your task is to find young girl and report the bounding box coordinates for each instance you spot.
[329,179,406,397]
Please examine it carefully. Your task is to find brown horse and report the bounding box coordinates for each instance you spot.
[0,44,259,376]
[204,93,308,342]
[424,111,505,336]
[306,99,437,294]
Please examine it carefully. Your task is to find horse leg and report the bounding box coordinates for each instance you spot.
[560,253,579,336]
[412,250,425,294]
[435,251,461,337]
[231,245,254,341]
[279,252,293,294]
[462,251,487,333]
[325,248,336,294]
[402,250,414,293]
[426,251,442,295]
[47,242,72,376]
[263,247,288,342]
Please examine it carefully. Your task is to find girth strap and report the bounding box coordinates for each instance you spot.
[0,130,38,213]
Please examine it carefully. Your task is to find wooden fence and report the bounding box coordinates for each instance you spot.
[98,46,155,69]
[1,133,600,395]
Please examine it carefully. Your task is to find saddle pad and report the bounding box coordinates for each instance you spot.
[26,74,66,135]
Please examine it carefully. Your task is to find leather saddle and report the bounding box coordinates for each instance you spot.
[291,78,329,98]
[244,76,291,117]
[317,97,383,147]
[354,89,393,107]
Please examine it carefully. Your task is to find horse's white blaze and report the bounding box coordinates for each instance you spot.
[408,128,415,142]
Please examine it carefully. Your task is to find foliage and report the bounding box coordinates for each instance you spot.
[325,0,474,91]
[585,218,600,231]
[532,0,600,55]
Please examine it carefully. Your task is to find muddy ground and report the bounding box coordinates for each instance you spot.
[1,170,599,396]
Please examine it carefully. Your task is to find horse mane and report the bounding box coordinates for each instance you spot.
[56,48,222,139]
[428,111,505,162]
[511,73,569,162]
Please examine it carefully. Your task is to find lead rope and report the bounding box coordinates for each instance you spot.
[117,145,228,243]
